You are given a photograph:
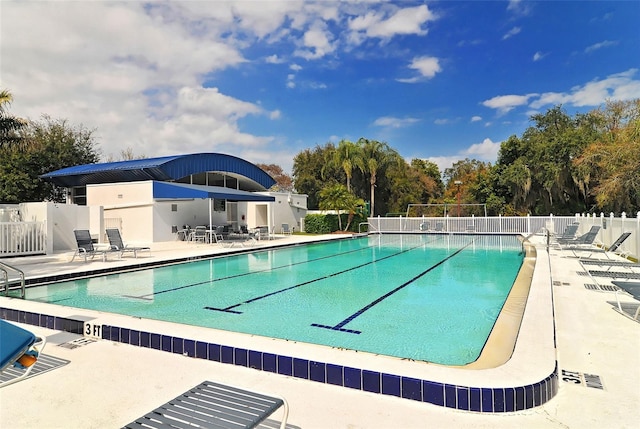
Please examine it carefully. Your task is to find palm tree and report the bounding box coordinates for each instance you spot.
[322,140,362,192]
[319,183,365,231]
[0,90,27,148]
[319,183,350,230]
[358,138,400,216]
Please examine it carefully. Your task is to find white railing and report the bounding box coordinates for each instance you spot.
[0,221,47,257]
[367,213,640,260]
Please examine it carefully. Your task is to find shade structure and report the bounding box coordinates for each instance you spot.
[40,153,276,191]
[152,181,275,202]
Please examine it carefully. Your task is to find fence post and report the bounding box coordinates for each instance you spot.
[637,212,640,261]
[527,214,531,235]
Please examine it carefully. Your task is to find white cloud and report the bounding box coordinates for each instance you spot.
[286,74,296,89]
[427,138,501,173]
[585,40,618,54]
[290,63,303,71]
[265,54,284,64]
[398,56,441,83]
[507,0,532,16]
[533,51,547,61]
[269,110,282,120]
[434,118,450,125]
[465,138,501,160]
[530,69,640,108]
[481,70,640,116]
[426,155,462,174]
[482,94,536,115]
[503,26,521,40]
[294,21,336,60]
[348,4,436,41]
[471,116,482,122]
[373,116,420,128]
[1,1,282,161]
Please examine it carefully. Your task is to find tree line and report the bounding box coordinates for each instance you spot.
[1,88,638,215]
[293,100,639,216]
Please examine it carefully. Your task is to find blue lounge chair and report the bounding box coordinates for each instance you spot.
[106,228,151,258]
[0,319,47,387]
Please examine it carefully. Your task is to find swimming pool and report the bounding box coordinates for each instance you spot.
[24,234,524,366]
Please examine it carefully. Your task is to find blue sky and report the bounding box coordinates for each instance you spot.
[2,1,639,175]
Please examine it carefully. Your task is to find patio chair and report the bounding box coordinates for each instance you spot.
[71,229,110,262]
[553,223,579,244]
[190,226,208,243]
[124,380,289,429]
[611,281,640,321]
[106,228,151,258]
[0,319,47,388]
[240,225,260,242]
[281,223,293,235]
[557,226,601,253]
[588,270,640,281]
[435,222,445,232]
[575,232,632,259]
[580,258,640,272]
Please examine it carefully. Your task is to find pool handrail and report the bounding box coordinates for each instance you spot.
[358,222,380,234]
[0,260,25,298]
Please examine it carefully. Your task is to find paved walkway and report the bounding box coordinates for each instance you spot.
[1,234,638,428]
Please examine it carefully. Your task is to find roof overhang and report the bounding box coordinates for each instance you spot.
[152,182,275,202]
[40,153,276,190]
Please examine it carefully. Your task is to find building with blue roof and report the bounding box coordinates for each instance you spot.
[35,153,307,245]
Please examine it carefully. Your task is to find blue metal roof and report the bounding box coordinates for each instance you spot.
[153,182,275,202]
[40,153,276,190]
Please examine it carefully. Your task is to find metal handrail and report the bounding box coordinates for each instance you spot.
[0,260,25,298]
[358,222,380,234]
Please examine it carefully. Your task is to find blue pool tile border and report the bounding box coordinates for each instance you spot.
[1,307,84,335]
[0,307,559,412]
[99,321,558,413]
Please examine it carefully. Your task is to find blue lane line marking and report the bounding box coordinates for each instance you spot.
[127,243,372,300]
[204,238,441,314]
[311,239,476,334]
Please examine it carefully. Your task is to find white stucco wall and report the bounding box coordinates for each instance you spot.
[78,183,309,243]
[18,202,92,252]
[256,192,308,233]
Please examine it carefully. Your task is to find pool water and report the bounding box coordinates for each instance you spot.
[26,234,524,365]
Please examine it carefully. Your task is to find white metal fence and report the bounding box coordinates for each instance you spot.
[366,213,640,260]
[0,221,47,257]
[1,213,638,260]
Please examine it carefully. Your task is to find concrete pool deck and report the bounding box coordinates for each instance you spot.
[1,233,639,428]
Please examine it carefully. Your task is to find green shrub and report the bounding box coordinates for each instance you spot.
[304,213,368,233]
